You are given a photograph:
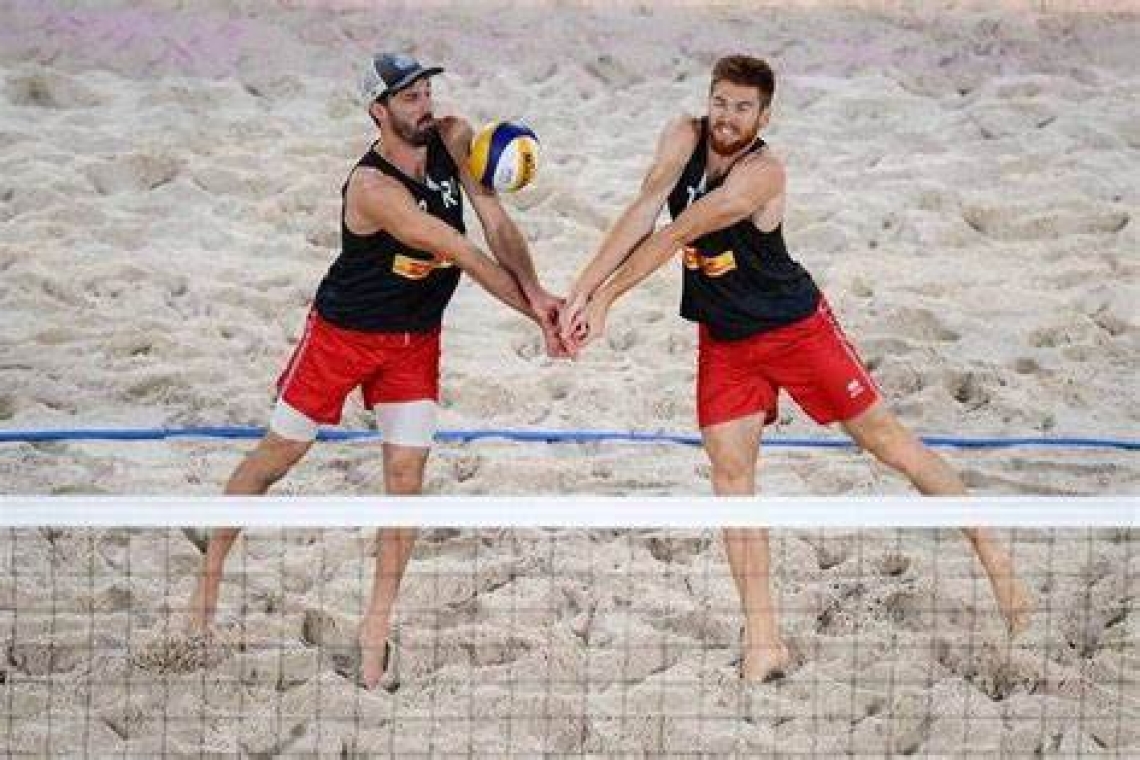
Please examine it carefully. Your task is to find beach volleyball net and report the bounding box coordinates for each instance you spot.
[2,496,1136,756]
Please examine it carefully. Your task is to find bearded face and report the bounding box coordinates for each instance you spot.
[388,108,436,147]
[707,81,767,156]
[378,78,437,147]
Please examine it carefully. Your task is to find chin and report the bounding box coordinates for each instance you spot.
[710,137,746,156]
[410,128,435,147]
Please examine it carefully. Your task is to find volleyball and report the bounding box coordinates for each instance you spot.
[468,120,540,192]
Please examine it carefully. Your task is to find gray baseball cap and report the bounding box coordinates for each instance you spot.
[360,53,443,102]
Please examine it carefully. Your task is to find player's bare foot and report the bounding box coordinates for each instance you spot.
[358,618,397,691]
[740,637,792,683]
[186,581,216,634]
[995,578,1035,636]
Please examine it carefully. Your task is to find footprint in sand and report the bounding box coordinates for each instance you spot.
[582,54,644,89]
[645,533,710,564]
[1012,356,1041,375]
[299,607,358,675]
[452,453,483,483]
[541,376,571,401]
[969,100,1058,140]
[645,395,682,422]
[120,370,186,404]
[84,153,183,195]
[5,71,102,109]
[888,307,961,343]
[667,333,693,355]
[944,370,995,408]
[814,539,852,570]
[0,393,15,420]
[511,334,543,361]
[1028,323,1095,349]
[606,326,641,352]
[973,648,1046,701]
[8,631,93,675]
[858,336,917,374]
[447,379,518,419]
[962,204,1129,242]
[878,583,938,632]
[876,551,912,577]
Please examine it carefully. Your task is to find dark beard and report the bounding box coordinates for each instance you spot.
[394,115,436,147]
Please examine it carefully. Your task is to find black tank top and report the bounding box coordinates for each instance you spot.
[313,133,465,332]
[667,118,820,341]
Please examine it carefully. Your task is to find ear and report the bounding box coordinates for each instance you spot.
[368,100,387,126]
[758,106,772,130]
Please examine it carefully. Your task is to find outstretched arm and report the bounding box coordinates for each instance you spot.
[351,167,536,320]
[439,116,566,354]
[571,119,698,296]
[581,152,786,345]
[560,116,699,343]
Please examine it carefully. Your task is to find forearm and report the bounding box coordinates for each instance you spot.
[456,242,537,320]
[593,228,680,309]
[572,197,661,297]
[485,220,543,299]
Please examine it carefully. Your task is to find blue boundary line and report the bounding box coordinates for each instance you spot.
[0,426,1136,450]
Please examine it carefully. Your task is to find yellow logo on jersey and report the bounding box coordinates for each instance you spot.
[681,247,736,277]
[393,254,455,280]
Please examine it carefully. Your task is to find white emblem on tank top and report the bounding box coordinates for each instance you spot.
[425,174,458,209]
[685,174,708,209]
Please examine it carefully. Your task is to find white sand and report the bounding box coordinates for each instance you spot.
[1,0,1137,755]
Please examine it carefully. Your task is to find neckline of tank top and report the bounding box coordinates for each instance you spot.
[366,139,437,190]
[701,133,767,187]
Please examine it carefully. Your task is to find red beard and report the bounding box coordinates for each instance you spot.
[709,122,758,156]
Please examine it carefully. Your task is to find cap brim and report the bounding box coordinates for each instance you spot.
[387,66,444,96]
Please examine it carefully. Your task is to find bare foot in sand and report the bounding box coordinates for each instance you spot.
[741,637,792,683]
[186,580,216,634]
[358,617,396,691]
[994,578,1035,636]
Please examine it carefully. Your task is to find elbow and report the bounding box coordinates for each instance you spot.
[406,226,463,265]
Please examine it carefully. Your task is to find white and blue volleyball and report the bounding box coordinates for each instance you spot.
[468,121,540,192]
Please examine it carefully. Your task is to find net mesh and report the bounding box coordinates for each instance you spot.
[2,501,1136,756]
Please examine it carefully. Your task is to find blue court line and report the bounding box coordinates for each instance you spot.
[0,426,1136,450]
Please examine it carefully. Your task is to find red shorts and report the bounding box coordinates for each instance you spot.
[697,299,880,429]
[276,312,441,425]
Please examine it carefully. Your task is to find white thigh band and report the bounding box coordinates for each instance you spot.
[268,400,319,442]
[376,400,437,448]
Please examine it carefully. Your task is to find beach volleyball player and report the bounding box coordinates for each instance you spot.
[187,53,562,690]
[561,55,1035,681]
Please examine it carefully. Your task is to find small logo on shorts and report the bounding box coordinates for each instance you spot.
[847,379,866,398]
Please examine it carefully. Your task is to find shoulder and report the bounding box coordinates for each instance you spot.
[348,162,406,205]
[657,114,702,153]
[737,146,785,184]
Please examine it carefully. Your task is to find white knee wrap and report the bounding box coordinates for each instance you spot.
[376,400,437,448]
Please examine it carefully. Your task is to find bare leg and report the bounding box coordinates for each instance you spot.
[842,403,1034,634]
[359,443,429,690]
[703,414,792,681]
[188,433,311,631]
